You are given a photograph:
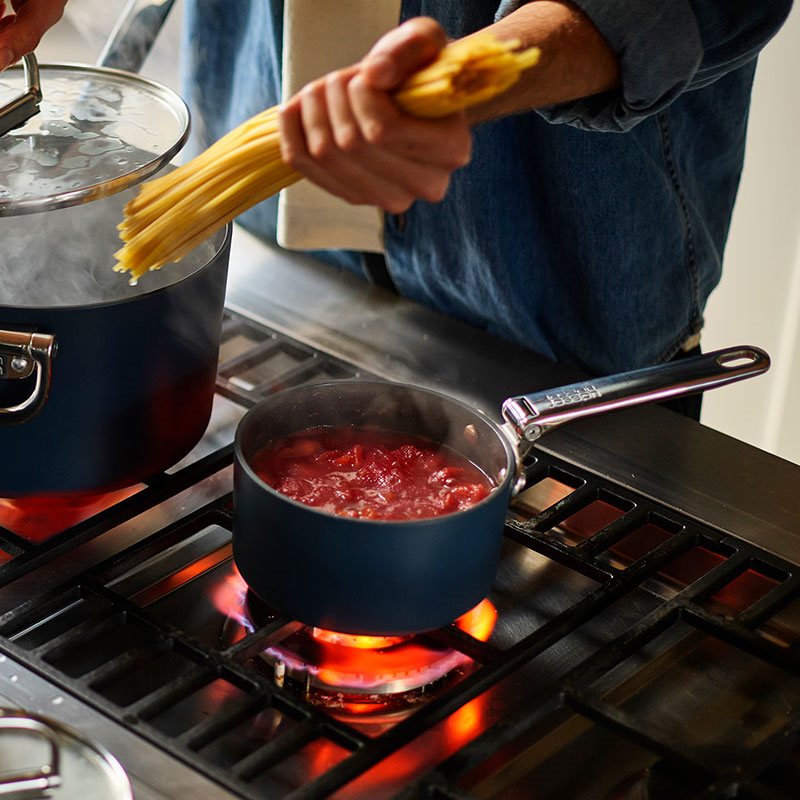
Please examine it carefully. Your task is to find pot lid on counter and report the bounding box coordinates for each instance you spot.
[0,55,189,217]
[0,708,133,799]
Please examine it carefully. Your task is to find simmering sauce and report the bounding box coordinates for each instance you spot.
[250,426,493,520]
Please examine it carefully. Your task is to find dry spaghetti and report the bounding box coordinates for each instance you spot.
[115,33,540,282]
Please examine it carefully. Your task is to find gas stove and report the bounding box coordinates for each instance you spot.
[0,227,798,799]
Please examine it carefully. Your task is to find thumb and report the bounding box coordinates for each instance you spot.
[361,17,447,91]
[0,0,65,71]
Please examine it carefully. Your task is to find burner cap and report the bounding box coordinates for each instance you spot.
[243,590,496,698]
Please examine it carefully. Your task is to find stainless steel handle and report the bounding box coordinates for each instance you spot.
[0,329,57,425]
[0,714,61,796]
[0,53,42,137]
[97,0,177,72]
[501,345,770,442]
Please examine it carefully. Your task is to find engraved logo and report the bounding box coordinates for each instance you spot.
[544,384,601,408]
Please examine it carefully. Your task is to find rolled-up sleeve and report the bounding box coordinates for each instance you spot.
[495,0,793,132]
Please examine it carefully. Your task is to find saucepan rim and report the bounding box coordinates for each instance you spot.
[233,377,521,526]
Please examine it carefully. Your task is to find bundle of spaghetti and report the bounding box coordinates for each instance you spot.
[115,33,541,282]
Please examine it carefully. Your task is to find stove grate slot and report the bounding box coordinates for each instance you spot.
[741,572,800,633]
[215,313,363,410]
[174,691,273,751]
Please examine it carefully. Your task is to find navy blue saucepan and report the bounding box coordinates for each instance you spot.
[233,345,769,635]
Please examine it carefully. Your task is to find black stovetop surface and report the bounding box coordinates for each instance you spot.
[0,301,797,800]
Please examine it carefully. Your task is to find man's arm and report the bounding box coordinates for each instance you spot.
[278,2,621,213]
[519,0,792,131]
[467,1,621,124]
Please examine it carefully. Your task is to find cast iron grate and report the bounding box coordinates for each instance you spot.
[0,456,797,799]
[0,310,797,799]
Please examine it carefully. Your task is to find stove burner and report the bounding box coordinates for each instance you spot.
[246,591,497,698]
[216,569,496,710]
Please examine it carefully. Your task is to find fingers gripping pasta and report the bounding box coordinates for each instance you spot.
[114,34,540,282]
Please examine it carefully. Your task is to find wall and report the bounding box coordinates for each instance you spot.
[36,0,183,91]
[701,5,800,465]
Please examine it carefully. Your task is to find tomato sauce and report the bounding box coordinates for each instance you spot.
[250,426,494,520]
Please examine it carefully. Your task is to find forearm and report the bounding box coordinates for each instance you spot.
[465,0,621,124]
[480,0,792,132]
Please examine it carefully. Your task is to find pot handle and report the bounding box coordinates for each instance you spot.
[0,330,57,425]
[501,345,770,442]
[0,713,61,795]
[97,0,177,72]
[0,53,42,137]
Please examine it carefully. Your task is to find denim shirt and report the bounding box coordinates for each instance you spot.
[180,0,792,374]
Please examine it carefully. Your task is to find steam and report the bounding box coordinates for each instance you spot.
[60,0,139,62]
[0,187,218,307]
[0,71,214,307]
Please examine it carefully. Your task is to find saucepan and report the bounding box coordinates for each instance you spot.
[233,345,769,636]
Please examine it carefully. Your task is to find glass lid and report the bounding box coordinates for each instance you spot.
[0,58,189,216]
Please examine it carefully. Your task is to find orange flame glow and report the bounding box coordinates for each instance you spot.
[454,598,497,642]
[311,630,406,649]
[211,566,498,693]
[0,486,139,542]
[208,566,498,796]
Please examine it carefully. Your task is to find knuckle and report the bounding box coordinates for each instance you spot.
[414,16,446,37]
[457,138,473,167]
[324,69,349,92]
[306,134,336,162]
[400,16,447,50]
[301,77,325,99]
[298,81,325,110]
[361,119,391,146]
[418,175,451,204]
[448,149,471,170]
[297,88,315,108]
[49,4,66,27]
[280,143,305,171]
[15,33,40,55]
[437,135,471,170]
[335,125,363,154]
[384,194,414,214]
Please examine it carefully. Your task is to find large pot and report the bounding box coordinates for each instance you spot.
[233,346,770,636]
[0,58,231,495]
